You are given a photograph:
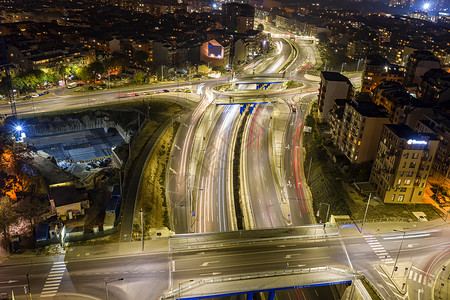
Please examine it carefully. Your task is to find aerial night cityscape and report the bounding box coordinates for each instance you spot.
[0,0,449,299]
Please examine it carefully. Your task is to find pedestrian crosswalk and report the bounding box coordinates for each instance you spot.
[40,261,66,298]
[363,235,395,265]
[407,267,434,287]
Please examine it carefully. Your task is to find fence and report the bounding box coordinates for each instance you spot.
[336,217,412,226]
[35,227,118,248]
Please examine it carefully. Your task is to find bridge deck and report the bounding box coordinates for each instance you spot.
[162,266,354,299]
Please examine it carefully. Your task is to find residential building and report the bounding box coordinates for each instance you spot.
[329,99,350,148]
[318,71,353,122]
[338,101,390,164]
[417,68,450,106]
[347,41,368,60]
[415,114,450,180]
[370,124,439,203]
[373,81,433,128]
[404,50,441,87]
[222,3,255,34]
[361,55,404,93]
[48,183,90,219]
[200,39,230,67]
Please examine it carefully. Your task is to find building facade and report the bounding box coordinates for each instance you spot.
[360,55,404,93]
[369,124,439,203]
[318,71,353,123]
[338,101,390,164]
[404,50,441,87]
[222,3,255,34]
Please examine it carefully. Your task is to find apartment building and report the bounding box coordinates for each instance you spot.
[404,50,441,87]
[415,114,450,180]
[338,101,390,164]
[373,81,433,128]
[370,124,439,203]
[318,71,353,122]
[360,55,403,93]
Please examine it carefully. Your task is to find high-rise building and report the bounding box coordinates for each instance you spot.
[336,101,390,164]
[360,55,404,94]
[404,50,441,87]
[222,2,255,34]
[370,124,439,204]
[318,71,353,123]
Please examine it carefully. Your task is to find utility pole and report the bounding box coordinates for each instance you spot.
[140,208,144,252]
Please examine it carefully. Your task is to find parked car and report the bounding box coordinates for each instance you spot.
[23,95,32,100]
[31,94,39,98]
[184,89,192,93]
[163,89,170,93]
[174,88,183,92]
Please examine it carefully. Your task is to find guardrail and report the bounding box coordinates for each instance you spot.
[161,266,355,299]
[169,230,339,251]
[336,217,412,226]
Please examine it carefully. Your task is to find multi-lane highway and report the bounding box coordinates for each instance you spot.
[1,224,449,299]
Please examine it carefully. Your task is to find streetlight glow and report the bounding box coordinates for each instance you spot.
[15,125,23,131]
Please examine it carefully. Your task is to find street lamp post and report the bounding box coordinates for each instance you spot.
[361,193,372,232]
[105,278,124,300]
[140,208,144,252]
[391,230,406,278]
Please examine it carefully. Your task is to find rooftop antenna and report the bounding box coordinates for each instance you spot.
[0,17,17,118]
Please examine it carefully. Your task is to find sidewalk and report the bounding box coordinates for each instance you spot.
[0,238,169,267]
[337,217,448,237]
[432,258,450,300]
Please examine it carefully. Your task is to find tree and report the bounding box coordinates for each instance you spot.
[88,61,105,77]
[133,71,146,84]
[134,51,149,66]
[0,196,18,248]
[76,66,95,82]
[17,195,48,230]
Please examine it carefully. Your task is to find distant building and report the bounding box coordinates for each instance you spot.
[336,101,390,164]
[361,55,404,93]
[318,71,353,122]
[404,50,441,88]
[370,124,439,204]
[222,3,255,34]
[415,114,450,181]
[373,81,433,128]
[417,68,450,106]
[347,41,369,60]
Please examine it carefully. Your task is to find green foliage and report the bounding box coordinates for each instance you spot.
[134,51,149,66]
[212,66,226,74]
[133,71,146,84]
[305,114,315,128]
